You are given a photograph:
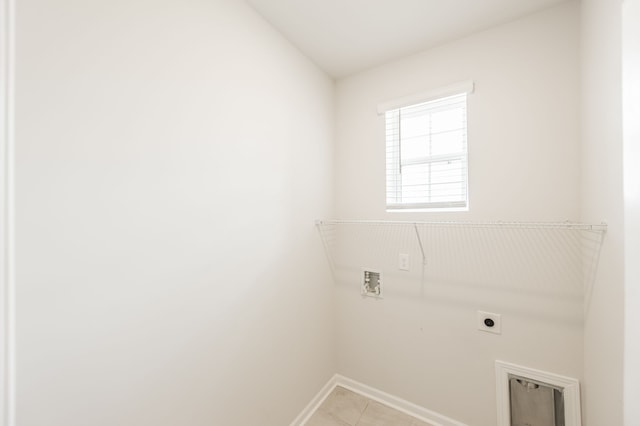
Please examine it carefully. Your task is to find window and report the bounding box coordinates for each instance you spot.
[382,83,471,211]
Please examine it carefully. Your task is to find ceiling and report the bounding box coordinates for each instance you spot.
[247,0,570,78]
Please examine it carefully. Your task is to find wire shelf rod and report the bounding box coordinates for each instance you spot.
[315,219,607,232]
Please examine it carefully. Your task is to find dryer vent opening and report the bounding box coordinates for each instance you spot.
[495,361,581,426]
[509,374,565,426]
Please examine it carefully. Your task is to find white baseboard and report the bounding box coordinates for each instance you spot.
[290,374,468,426]
[289,375,339,426]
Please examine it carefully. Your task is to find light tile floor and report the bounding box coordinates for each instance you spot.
[305,386,434,426]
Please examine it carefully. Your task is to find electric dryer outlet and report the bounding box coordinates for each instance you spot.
[478,311,502,334]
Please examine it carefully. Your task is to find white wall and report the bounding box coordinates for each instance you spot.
[333,3,582,425]
[13,0,335,425]
[580,0,625,425]
[335,3,580,223]
[623,0,640,424]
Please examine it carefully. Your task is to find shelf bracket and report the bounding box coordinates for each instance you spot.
[413,223,427,266]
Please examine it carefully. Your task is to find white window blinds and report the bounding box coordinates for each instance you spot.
[385,92,468,210]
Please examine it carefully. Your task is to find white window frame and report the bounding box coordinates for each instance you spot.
[379,81,473,212]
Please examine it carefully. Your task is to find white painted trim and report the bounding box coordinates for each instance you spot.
[495,360,581,426]
[0,0,15,423]
[290,374,468,426]
[377,80,474,114]
[289,375,338,426]
[623,1,640,424]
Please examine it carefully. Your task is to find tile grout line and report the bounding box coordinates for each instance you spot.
[354,399,371,426]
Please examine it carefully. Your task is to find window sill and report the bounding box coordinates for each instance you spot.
[386,207,469,213]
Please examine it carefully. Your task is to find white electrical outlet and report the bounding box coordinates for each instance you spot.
[477,311,502,334]
[398,253,410,271]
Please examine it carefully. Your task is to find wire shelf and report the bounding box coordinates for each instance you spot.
[316,219,606,316]
[315,219,607,231]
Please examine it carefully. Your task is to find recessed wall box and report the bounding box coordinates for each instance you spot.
[496,360,581,426]
[362,269,382,297]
